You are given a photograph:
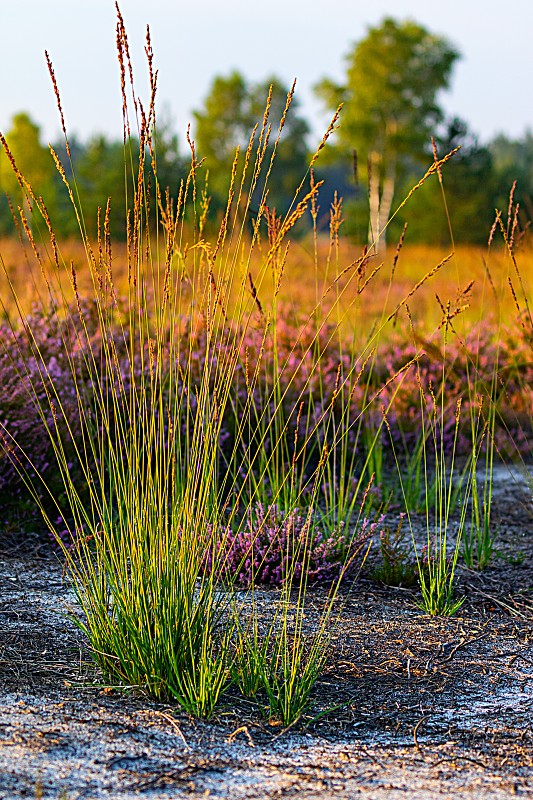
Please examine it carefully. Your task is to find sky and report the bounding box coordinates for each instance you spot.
[1,0,532,149]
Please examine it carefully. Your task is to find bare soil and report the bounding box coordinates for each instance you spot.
[0,465,532,799]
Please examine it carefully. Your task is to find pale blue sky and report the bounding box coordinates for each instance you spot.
[1,0,531,148]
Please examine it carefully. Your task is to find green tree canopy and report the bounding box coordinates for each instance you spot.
[0,112,59,231]
[75,123,185,240]
[150,115,187,205]
[75,135,134,239]
[0,112,186,239]
[489,131,533,225]
[391,118,495,245]
[316,18,460,249]
[193,71,310,215]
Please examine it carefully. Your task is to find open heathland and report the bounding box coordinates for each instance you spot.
[1,9,533,797]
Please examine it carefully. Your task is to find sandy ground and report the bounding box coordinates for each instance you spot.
[0,464,532,798]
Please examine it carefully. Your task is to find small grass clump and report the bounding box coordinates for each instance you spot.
[370,514,419,587]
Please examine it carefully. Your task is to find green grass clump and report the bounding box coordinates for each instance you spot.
[0,11,379,722]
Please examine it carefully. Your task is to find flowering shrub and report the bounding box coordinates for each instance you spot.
[0,309,84,525]
[205,502,382,587]
[370,514,419,587]
[0,300,531,538]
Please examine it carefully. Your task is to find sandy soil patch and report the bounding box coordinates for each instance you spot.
[1,465,532,798]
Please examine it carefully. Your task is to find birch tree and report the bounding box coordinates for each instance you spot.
[316,18,459,251]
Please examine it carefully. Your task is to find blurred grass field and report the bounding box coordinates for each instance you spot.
[1,233,530,341]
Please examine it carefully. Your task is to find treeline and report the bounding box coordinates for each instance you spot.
[0,113,185,240]
[1,18,532,245]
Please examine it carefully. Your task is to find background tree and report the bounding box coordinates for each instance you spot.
[74,135,137,239]
[149,115,187,212]
[316,18,460,250]
[193,71,310,216]
[0,113,59,233]
[390,118,495,245]
[78,130,186,240]
[489,131,533,228]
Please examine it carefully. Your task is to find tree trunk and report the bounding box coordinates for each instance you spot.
[367,151,381,254]
[367,152,395,255]
[377,161,396,252]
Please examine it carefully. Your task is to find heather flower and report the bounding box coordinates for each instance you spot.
[0,301,531,540]
[205,502,380,587]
